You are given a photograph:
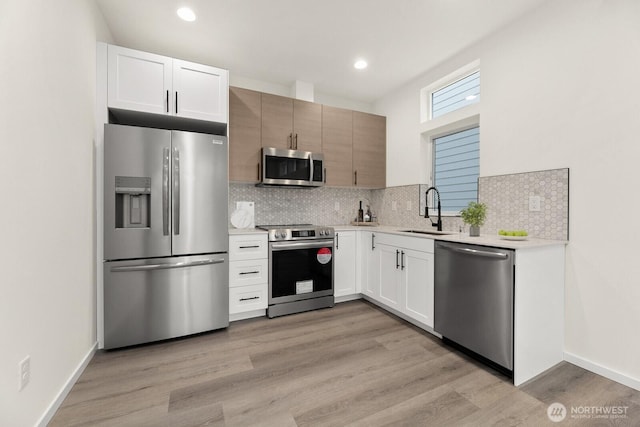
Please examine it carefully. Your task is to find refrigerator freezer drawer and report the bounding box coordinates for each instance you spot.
[103,254,229,349]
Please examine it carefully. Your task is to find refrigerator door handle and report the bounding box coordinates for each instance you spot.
[173,146,180,235]
[110,258,225,272]
[162,147,170,236]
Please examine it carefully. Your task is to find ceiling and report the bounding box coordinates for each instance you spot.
[95,0,549,104]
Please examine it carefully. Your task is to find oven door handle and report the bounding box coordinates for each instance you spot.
[271,240,334,250]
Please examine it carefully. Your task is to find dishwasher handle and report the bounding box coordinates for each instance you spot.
[451,246,509,259]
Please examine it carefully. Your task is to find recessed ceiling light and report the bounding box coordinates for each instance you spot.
[354,60,368,70]
[177,7,196,22]
[465,95,477,101]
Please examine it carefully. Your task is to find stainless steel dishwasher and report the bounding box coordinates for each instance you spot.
[434,241,515,373]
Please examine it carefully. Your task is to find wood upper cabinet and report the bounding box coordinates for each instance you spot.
[261,93,322,152]
[353,111,386,188]
[322,105,353,187]
[229,87,262,182]
[228,88,385,186]
[261,93,293,149]
[293,100,322,152]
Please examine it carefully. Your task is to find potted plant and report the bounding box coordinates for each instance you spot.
[460,201,487,237]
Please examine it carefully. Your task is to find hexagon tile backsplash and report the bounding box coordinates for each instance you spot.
[479,168,569,240]
[229,168,569,241]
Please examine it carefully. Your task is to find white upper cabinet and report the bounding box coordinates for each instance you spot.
[108,45,172,115]
[173,59,228,123]
[107,44,228,123]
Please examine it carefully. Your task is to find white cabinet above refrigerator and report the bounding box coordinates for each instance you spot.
[107,44,228,124]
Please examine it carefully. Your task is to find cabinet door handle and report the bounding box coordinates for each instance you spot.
[294,133,298,149]
[336,233,339,249]
[401,251,405,270]
[354,170,358,186]
[324,167,327,183]
[239,245,260,249]
[396,250,399,269]
[288,133,293,149]
[240,296,260,302]
[166,90,169,113]
[239,271,260,275]
[372,233,375,250]
[175,91,178,114]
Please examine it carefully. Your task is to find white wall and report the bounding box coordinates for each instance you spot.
[0,1,112,424]
[230,75,373,112]
[375,0,640,388]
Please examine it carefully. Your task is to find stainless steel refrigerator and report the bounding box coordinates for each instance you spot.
[103,124,229,349]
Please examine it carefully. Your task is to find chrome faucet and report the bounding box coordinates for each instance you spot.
[424,186,442,231]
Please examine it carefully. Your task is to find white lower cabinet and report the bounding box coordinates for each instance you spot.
[402,248,434,327]
[363,232,434,328]
[334,231,358,298]
[229,284,267,314]
[377,243,402,310]
[362,231,379,299]
[229,234,268,318]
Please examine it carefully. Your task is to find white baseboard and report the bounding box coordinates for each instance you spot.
[564,351,640,392]
[38,342,98,426]
[230,309,266,322]
[335,294,363,303]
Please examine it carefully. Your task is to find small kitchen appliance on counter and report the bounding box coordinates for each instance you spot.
[257,224,335,317]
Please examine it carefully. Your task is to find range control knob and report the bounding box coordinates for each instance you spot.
[319,230,325,236]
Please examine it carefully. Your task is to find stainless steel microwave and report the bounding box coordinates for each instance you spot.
[259,147,324,187]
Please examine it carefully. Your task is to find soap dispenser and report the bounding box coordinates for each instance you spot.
[364,205,371,222]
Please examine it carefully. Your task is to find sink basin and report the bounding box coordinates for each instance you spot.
[400,229,453,236]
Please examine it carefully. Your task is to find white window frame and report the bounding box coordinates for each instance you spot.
[420,59,480,123]
[419,60,481,216]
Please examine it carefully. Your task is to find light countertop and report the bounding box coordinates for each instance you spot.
[229,224,566,249]
[228,227,267,235]
[330,224,567,250]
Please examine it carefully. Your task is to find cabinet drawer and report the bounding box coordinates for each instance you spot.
[229,284,267,314]
[230,259,268,287]
[229,235,268,260]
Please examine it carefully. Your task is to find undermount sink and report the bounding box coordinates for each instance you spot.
[400,229,453,236]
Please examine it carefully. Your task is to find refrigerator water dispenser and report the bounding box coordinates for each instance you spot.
[115,176,151,228]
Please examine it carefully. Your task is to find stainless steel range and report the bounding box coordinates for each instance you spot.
[258,224,335,318]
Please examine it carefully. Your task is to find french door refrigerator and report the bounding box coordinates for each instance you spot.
[103,124,229,349]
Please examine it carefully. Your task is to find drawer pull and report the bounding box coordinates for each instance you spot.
[239,245,260,249]
[239,271,260,275]
[239,296,260,302]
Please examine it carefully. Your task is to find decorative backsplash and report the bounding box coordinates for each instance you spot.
[228,184,375,226]
[229,167,569,241]
[479,168,569,240]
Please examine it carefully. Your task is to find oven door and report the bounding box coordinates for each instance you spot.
[269,239,334,304]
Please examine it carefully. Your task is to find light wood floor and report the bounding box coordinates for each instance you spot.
[51,300,640,426]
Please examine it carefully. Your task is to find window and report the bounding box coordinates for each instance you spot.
[431,71,480,119]
[433,126,480,213]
